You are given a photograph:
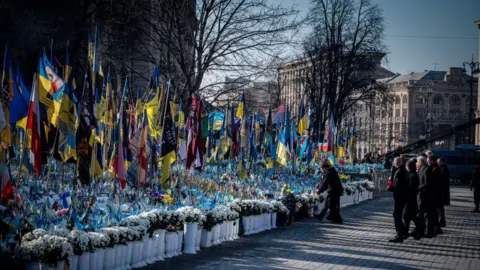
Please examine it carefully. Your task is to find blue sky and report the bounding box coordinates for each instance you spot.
[289,0,480,75]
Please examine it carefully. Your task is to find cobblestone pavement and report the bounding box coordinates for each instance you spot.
[142,186,480,270]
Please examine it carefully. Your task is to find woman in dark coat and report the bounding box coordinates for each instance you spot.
[404,158,419,237]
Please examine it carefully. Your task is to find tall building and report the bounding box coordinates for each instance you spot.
[352,68,478,159]
[277,53,395,116]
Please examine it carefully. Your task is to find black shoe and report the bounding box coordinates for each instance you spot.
[402,233,410,240]
[389,236,403,243]
[409,230,417,237]
[426,233,435,238]
[331,219,343,224]
[472,209,480,213]
[414,234,423,240]
[436,228,444,235]
[439,220,446,227]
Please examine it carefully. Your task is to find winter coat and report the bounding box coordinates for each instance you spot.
[426,164,442,207]
[417,165,429,207]
[319,167,344,197]
[439,164,451,206]
[472,169,480,190]
[390,166,409,202]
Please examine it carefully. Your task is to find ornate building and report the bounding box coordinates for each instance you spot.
[352,68,479,159]
[277,53,395,116]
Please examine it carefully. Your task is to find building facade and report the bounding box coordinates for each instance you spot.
[352,68,478,159]
[217,76,279,113]
[277,53,395,116]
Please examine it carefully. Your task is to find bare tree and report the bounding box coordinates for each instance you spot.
[301,0,387,141]
[99,0,301,110]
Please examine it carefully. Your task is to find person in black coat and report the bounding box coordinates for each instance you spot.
[415,156,430,239]
[471,165,480,213]
[404,158,419,237]
[437,157,450,227]
[426,155,443,237]
[388,157,409,243]
[316,160,344,224]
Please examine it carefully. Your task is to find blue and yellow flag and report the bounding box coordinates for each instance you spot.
[10,66,30,130]
[236,93,245,119]
[237,152,249,180]
[39,52,64,126]
[276,127,288,167]
[297,101,307,135]
[54,74,78,162]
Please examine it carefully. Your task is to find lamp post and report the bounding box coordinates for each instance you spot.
[462,56,479,145]
[421,80,434,149]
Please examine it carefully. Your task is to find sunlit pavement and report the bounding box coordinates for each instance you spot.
[142,186,480,270]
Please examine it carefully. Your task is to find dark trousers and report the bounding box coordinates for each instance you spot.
[475,189,479,210]
[438,205,445,224]
[426,205,438,235]
[393,199,407,236]
[403,205,418,233]
[318,195,342,221]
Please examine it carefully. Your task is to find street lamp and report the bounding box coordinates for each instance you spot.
[420,80,434,148]
[462,56,479,145]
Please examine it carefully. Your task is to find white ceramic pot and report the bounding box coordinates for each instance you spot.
[164,232,174,258]
[139,236,148,266]
[155,229,166,261]
[88,251,97,270]
[130,242,140,268]
[78,252,90,270]
[150,234,158,263]
[183,223,198,254]
[271,213,277,229]
[195,226,202,251]
[242,217,249,235]
[200,229,212,248]
[123,245,129,270]
[125,244,133,269]
[96,249,105,270]
[176,231,183,255]
[211,225,219,245]
[112,246,121,270]
[368,191,373,199]
[146,237,155,264]
[233,219,239,239]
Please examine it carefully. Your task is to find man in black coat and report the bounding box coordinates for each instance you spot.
[404,158,419,238]
[388,157,409,243]
[471,165,480,213]
[426,155,443,237]
[415,156,429,239]
[437,157,450,227]
[316,160,344,224]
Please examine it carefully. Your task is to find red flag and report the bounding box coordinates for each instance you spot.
[26,75,43,176]
[1,157,13,206]
[185,94,204,171]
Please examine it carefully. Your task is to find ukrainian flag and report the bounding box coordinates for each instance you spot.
[236,94,245,119]
[276,127,287,167]
[55,75,77,162]
[38,53,64,127]
[237,152,249,180]
[297,101,307,135]
[11,66,30,131]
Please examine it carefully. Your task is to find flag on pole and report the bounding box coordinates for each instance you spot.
[160,87,177,188]
[297,101,307,135]
[26,74,43,176]
[236,93,245,120]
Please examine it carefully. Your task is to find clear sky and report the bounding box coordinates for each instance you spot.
[289,0,480,75]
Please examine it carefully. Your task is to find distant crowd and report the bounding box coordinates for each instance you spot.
[387,151,480,243]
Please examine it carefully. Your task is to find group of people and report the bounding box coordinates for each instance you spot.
[388,151,450,243]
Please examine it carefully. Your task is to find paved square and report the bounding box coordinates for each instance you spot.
[142,186,480,270]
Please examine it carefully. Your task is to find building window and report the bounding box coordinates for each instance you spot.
[433,95,443,105]
[416,95,426,104]
[450,95,461,106]
[395,109,400,117]
[402,95,408,104]
[395,96,401,104]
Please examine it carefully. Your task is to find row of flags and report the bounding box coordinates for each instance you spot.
[0,27,359,203]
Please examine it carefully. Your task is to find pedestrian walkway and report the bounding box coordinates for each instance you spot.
[142,186,480,270]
